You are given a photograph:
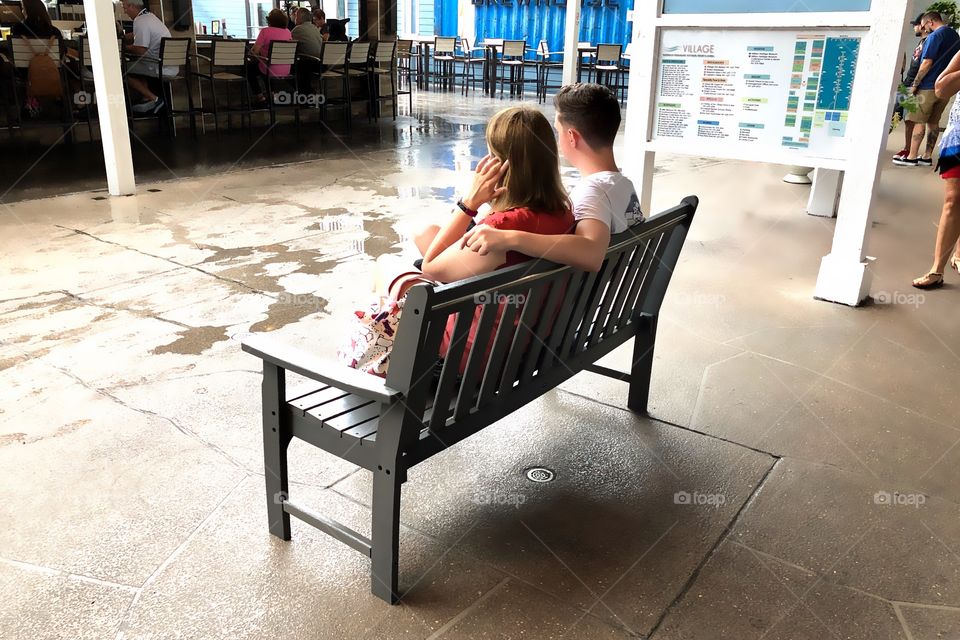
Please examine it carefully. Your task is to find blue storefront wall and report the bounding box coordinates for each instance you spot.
[435,0,459,35]
[473,0,633,55]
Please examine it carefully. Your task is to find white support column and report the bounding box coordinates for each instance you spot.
[623,0,659,216]
[458,0,475,45]
[85,0,135,196]
[561,0,581,85]
[807,168,843,218]
[814,1,910,305]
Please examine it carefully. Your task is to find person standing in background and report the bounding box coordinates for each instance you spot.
[895,11,960,168]
[894,14,929,162]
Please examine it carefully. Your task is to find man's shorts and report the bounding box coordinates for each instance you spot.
[906,89,949,125]
[125,58,179,80]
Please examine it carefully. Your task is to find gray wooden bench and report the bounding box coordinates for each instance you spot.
[241,196,698,604]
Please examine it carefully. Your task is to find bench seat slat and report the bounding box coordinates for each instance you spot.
[326,401,381,433]
[306,393,374,424]
[290,386,351,415]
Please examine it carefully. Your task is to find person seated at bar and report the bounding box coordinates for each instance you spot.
[291,7,322,90]
[3,0,64,116]
[120,0,179,114]
[246,8,293,105]
[312,7,328,39]
[11,0,63,42]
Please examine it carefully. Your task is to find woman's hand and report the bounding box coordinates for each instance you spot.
[462,154,509,212]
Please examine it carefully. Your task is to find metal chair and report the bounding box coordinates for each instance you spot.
[593,43,624,101]
[455,37,485,96]
[345,40,371,121]
[536,39,563,104]
[395,39,415,110]
[264,40,300,129]
[498,39,529,99]
[193,39,251,134]
[5,37,73,137]
[369,40,397,120]
[318,40,351,130]
[430,36,457,92]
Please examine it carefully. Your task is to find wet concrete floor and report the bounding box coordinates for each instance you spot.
[1,91,959,639]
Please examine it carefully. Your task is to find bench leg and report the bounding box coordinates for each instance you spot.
[371,470,401,604]
[628,314,657,414]
[262,362,292,540]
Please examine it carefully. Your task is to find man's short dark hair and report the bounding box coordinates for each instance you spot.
[924,11,943,23]
[553,83,621,150]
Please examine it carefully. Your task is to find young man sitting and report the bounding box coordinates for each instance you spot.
[459,83,642,271]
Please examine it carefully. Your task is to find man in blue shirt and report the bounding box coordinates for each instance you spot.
[895,11,960,167]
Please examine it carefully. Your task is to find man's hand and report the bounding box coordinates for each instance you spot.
[460,225,513,255]
[462,154,509,212]
[911,85,920,96]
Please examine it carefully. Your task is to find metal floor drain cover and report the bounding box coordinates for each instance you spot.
[526,467,555,483]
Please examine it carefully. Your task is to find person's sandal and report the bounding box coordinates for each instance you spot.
[951,256,960,275]
[912,272,944,290]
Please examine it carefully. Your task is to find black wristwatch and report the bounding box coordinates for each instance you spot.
[456,199,478,218]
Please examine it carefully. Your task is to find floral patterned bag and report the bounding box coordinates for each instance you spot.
[337,271,438,378]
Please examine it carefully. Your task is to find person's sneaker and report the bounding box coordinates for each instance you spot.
[893,148,910,161]
[131,99,158,114]
[918,157,933,167]
[151,98,165,114]
[893,157,919,167]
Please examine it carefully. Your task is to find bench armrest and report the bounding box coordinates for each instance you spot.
[241,334,401,404]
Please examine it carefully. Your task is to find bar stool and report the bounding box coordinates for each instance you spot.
[593,44,625,103]
[498,39,529,99]
[124,37,194,137]
[193,39,251,134]
[264,40,300,129]
[369,40,398,120]
[536,39,563,104]
[395,39,416,109]
[345,41,372,121]
[430,36,457,91]
[318,41,351,130]
[456,37,486,95]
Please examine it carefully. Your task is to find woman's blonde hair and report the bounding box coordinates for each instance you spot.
[486,107,570,215]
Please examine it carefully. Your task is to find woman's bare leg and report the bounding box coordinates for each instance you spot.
[932,178,960,273]
[414,224,440,257]
[915,178,960,286]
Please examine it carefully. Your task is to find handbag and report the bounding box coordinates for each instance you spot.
[337,271,439,378]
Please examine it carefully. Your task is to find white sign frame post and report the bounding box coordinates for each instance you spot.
[624,1,911,306]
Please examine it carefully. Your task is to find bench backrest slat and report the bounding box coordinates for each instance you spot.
[453,300,502,421]
[596,241,645,342]
[603,239,650,338]
[476,301,521,407]
[583,249,630,352]
[557,260,612,359]
[429,306,475,431]
[497,283,549,397]
[613,237,656,332]
[518,273,571,385]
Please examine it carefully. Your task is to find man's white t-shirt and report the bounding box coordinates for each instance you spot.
[133,11,177,76]
[569,171,643,234]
